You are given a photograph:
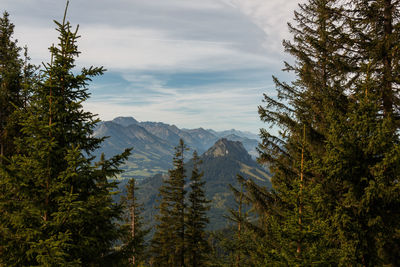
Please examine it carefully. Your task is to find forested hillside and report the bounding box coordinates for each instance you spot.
[1,0,400,266]
[131,138,270,231]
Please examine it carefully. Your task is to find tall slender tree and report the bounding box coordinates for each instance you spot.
[0,11,36,263]
[185,151,210,267]
[0,11,29,161]
[119,178,148,266]
[228,176,254,267]
[152,139,187,266]
[320,1,400,265]
[243,0,400,265]
[249,0,349,264]
[0,3,131,265]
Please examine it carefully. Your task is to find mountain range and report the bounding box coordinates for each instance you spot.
[95,116,271,230]
[122,138,271,230]
[93,116,260,179]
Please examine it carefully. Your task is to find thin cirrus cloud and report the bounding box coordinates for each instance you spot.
[2,0,301,133]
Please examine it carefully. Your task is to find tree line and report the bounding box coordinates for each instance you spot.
[0,4,211,265]
[234,0,400,265]
[2,0,400,266]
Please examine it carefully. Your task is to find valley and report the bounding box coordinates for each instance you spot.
[94,116,271,230]
[94,116,261,179]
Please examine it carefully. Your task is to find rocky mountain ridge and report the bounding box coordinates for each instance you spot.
[132,138,271,230]
[94,116,260,179]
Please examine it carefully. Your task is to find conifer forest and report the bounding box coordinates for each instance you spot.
[1,0,400,266]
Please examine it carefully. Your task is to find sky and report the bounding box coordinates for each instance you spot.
[2,0,302,133]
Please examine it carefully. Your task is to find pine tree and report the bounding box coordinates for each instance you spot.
[119,178,148,266]
[0,11,30,160]
[249,0,350,264]
[0,11,37,263]
[250,0,400,265]
[233,182,244,267]
[152,139,187,266]
[0,3,131,265]
[319,1,400,265]
[227,176,255,267]
[185,151,210,267]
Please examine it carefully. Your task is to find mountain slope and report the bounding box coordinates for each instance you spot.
[112,116,138,127]
[94,121,174,178]
[222,134,259,158]
[212,128,260,141]
[139,121,186,148]
[182,127,219,152]
[141,122,219,154]
[136,138,271,230]
[93,116,261,179]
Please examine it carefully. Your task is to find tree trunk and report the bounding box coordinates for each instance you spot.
[297,125,305,256]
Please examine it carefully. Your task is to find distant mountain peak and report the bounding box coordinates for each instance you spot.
[204,138,249,160]
[112,116,138,127]
[136,137,271,231]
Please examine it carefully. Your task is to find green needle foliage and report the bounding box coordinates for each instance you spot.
[0,4,131,266]
[0,11,36,161]
[248,0,349,264]
[118,178,149,266]
[0,10,37,264]
[322,1,400,264]
[227,176,255,267]
[152,143,211,267]
[152,139,188,266]
[237,0,400,265]
[185,151,210,267]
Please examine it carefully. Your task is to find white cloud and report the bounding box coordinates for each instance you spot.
[15,23,277,73]
[78,25,266,71]
[223,0,305,56]
[84,73,277,133]
[3,0,301,132]
[83,86,270,133]
[9,0,293,70]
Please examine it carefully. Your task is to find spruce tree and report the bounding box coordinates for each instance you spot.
[227,176,255,267]
[320,1,400,265]
[0,3,131,265]
[249,0,349,264]
[185,151,210,267]
[248,0,400,265]
[119,178,148,266]
[0,11,29,160]
[152,139,187,266]
[0,11,37,264]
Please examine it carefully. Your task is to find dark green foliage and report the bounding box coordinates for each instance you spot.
[207,224,256,267]
[0,11,36,160]
[185,151,211,267]
[207,227,238,267]
[0,5,131,265]
[138,139,271,233]
[0,11,21,159]
[226,177,256,267]
[239,0,400,265]
[331,2,400,264]
[151,142,212,267]
[0,10,38,264]
[250,0,348,264]
[151,139,188,266]
[118,178,149,266]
